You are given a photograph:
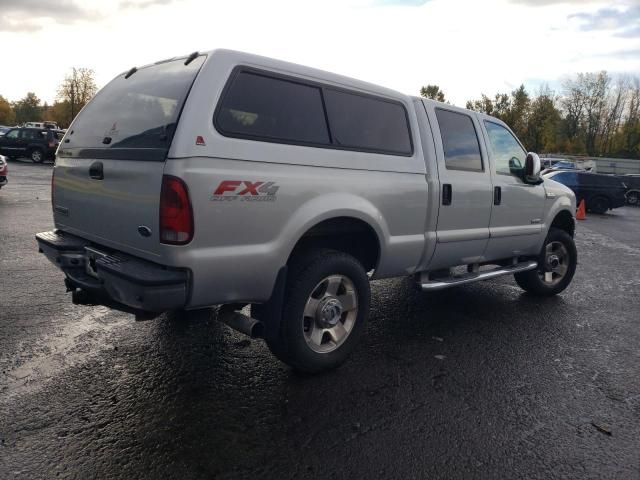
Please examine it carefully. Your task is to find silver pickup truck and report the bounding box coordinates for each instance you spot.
[37,49,577,372]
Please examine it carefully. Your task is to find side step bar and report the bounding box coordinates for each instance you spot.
[420,260,538,291]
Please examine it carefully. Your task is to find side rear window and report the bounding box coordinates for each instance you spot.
[435,109,483,172]
[215,71,329,145]
[22,129,44,141]
[552,172,578,186]
[323,89,412,155]
[214,68,413,156]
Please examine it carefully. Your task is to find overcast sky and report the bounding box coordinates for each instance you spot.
[0,0,639,106]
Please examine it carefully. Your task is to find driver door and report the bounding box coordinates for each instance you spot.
[481,120,545,260]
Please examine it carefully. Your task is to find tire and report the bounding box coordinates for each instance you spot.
[588,195,609,214]
[29,148,44,163]
[514,227,577,296]
[265,249,371,373]
[626,191,639,206]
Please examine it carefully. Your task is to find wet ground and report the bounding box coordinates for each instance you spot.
[1,160,639,479]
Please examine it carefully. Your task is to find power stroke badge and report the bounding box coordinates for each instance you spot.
[211,180,279,202]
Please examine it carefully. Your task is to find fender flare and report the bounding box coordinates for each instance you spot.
[276,192,389,269]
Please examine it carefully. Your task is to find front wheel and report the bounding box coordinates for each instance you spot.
[266,249,371,373]
[514,227,577,296]
[30,148,44,163]
[626,191,639,206]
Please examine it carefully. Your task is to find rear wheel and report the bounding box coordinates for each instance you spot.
[29,148,44,163]
[514,227,577,296]
[626,191,639,206]
[266,249,370,373]
[588,195,609,214]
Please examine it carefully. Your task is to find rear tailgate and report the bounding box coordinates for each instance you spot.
[53,55,205,258]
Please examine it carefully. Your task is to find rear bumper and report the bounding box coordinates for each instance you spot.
[36,230,189,313]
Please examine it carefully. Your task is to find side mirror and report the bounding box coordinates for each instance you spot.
[524,152,541,183]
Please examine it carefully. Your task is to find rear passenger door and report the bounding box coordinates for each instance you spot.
[481,120,546,260]
[425,104,494,269]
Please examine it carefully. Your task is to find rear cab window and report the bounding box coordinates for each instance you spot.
[214,67,413,156]
[61,55,206,161]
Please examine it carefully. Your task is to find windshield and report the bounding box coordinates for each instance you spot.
[63,55,205,160]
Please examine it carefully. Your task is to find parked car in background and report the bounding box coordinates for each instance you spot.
[0,127,61,162]
[543,170,626,214]
[24,121,60,130]
[622,174,640,206]
[542,157,573,169]
[0,155,7,190]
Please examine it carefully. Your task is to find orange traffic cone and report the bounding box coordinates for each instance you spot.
[576,199,586,221]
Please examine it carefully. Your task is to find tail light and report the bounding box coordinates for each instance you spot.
[160,175,193,245]
[48,141,56,148]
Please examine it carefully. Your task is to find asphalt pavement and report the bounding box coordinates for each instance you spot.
[1,160,639,479]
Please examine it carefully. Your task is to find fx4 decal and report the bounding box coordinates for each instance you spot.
[211,180,279,202]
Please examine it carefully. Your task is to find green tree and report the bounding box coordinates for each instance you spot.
[524,87,561,153]
[0,95,16,125]
[13,92,42,124]
[42,101,72,128]
[466,94,494,115]
[504,85,530,140]
[420,84,446,102]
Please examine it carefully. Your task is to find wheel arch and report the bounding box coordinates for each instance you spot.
[625,189,640,201]
[550,209,575,237]
[286,215,382,272]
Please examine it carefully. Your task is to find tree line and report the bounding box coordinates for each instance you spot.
[423,71,640,159]
[0,68,97,129]
[2,67,638,160]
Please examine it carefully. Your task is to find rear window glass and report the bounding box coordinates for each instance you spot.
[551,172,578,186]
[215,71,329,145]
[64,55,205,160]
[435,109,483,172]
[323,89,412,155]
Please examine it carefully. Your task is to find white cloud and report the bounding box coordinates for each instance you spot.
[0,0,638,106]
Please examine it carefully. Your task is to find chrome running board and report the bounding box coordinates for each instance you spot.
[420,260,538,291]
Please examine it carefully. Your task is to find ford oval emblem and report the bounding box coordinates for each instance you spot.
[137,226,152,237]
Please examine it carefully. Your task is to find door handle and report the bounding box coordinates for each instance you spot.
[89,161,104,180]
[494,186,501,205]
[442,184,452,205]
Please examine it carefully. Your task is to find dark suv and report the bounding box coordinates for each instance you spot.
[544,170,627,214]
[0,127,63,163]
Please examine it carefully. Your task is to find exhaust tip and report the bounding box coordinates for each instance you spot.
[219,307,264,339]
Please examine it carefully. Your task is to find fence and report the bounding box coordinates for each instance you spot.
[541,154,640,175]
